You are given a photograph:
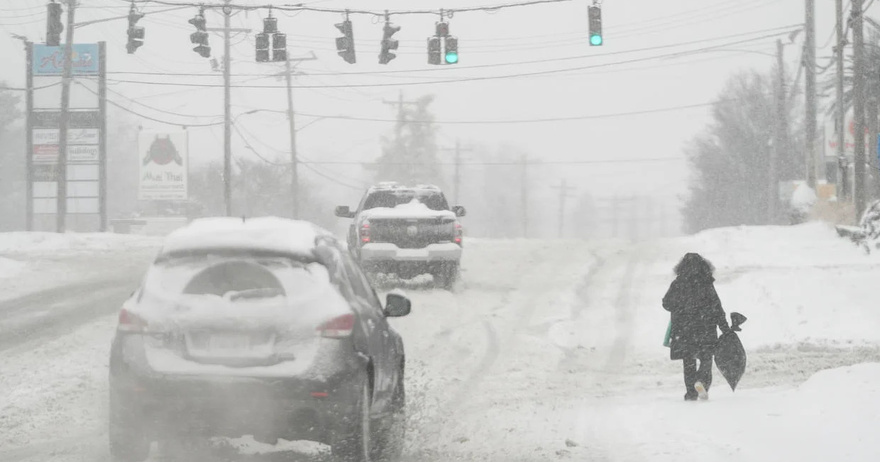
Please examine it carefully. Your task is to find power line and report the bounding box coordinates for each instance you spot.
[121,0,571,16]
[103,24,801,78]
[102,30,802,89]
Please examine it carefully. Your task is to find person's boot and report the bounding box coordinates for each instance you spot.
[695,381,709,400]
[684,390,698,401]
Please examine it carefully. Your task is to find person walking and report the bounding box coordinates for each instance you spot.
[662,253,731,401]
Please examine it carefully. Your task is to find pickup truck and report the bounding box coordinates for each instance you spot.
[335,183,466,289]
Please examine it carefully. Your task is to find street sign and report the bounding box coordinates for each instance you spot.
[32,44,100,75]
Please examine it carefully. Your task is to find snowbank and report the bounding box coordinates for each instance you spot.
[0,257,25,279]
[0,231,163,255]
[591,363,880,462]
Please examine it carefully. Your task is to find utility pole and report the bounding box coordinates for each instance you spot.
[223,1,232,217]
[551,179,576,238]
[281,53,316,219]
[441,140,473,204]
[836,0,849,202]
[207,10,248,217]
[285,57,299,219]
[771,38,786,224]
[56,0,77,232]
[853,0,868,218]
[520,154,528,238]
[382,91,419,180]
[805,0,818,189]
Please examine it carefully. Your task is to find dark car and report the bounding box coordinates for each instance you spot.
[335,183,466,289]
[108,217,411,462]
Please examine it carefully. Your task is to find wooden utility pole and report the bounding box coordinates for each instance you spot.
[520,154,528,238]
[56,0,77,232]
[285,56,298,219]
[381,91,419,180]
[805,0,818,188]
[853,0,868,218]
[441,140,472,205]
[771,39,786,224]
[281,53,316,219]
[551,179,576,238]
[836,0,849,201]
[223,1,232,216]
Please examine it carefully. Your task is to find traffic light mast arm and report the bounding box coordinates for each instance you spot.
[74,5,189,28]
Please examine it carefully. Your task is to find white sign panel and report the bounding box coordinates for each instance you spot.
[138,132,188,201]
[68,145,99,162]
[32,128,99,145]
[32,76,99,110]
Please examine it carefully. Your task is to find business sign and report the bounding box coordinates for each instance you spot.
[825,110,871,158]
[68,145,99,162]
[32,128,99,145]
[139,132,188,200]
[32,44,100,75]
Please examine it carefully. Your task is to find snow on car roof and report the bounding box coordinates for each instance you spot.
[360,199,456,219]
[159,216,332,257]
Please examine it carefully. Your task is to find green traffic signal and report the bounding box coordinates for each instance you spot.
[590,34,603,46]
[445,51,459,64]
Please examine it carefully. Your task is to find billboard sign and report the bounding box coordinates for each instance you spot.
[138,132,188,200]
[32,44,100,75]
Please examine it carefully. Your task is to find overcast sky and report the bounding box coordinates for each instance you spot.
[0,0,847,222]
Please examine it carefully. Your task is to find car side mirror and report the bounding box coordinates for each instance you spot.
[452,206,466,217]
[384,292,412,317]
[335,206,355,218]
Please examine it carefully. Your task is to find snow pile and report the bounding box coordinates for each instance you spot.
[160,216,330,257]
[0,257,25,278]
[360,199,456,220]
[592,363,880,462]
[0,231,163,255]
[790,182,817,214]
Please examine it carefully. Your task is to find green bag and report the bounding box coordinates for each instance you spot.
[663,319,672,347]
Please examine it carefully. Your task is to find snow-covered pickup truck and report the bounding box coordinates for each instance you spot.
[335,183,466,289]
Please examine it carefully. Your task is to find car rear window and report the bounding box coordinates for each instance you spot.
[142,253,332,304]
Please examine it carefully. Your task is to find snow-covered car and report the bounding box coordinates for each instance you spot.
[335,183,466,289]
[108,217,411,462]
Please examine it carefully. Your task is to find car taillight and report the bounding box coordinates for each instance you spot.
[360,222,370,243]
[117,308,148,333]
[455,222,463,245]
[318,313,355,338]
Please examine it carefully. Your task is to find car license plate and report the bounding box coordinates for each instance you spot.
[209,334,250,352]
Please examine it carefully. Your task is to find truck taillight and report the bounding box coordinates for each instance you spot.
[360,223,370,243]
[117,308,148,333]
[455,223,463,244]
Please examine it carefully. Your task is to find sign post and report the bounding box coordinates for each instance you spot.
[26,42,105,232]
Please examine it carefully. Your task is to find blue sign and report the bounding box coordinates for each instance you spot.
[32,44,99,76]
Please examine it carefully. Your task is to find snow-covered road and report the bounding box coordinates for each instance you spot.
[1,225,880,461]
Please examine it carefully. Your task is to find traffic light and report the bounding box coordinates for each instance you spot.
[428,22,458,65]
[588,5,603,46]
[444,36,458,64]
[126,6,145,54]
[334,19,355,64]
[273,33,287,62]
[46,1,63,47]
[189,10,210,58]
[427,36,441,65]
[379,21,400,65]
[255,33,270,62]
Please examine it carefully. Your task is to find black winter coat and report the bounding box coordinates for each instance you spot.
[662,276,730,360]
